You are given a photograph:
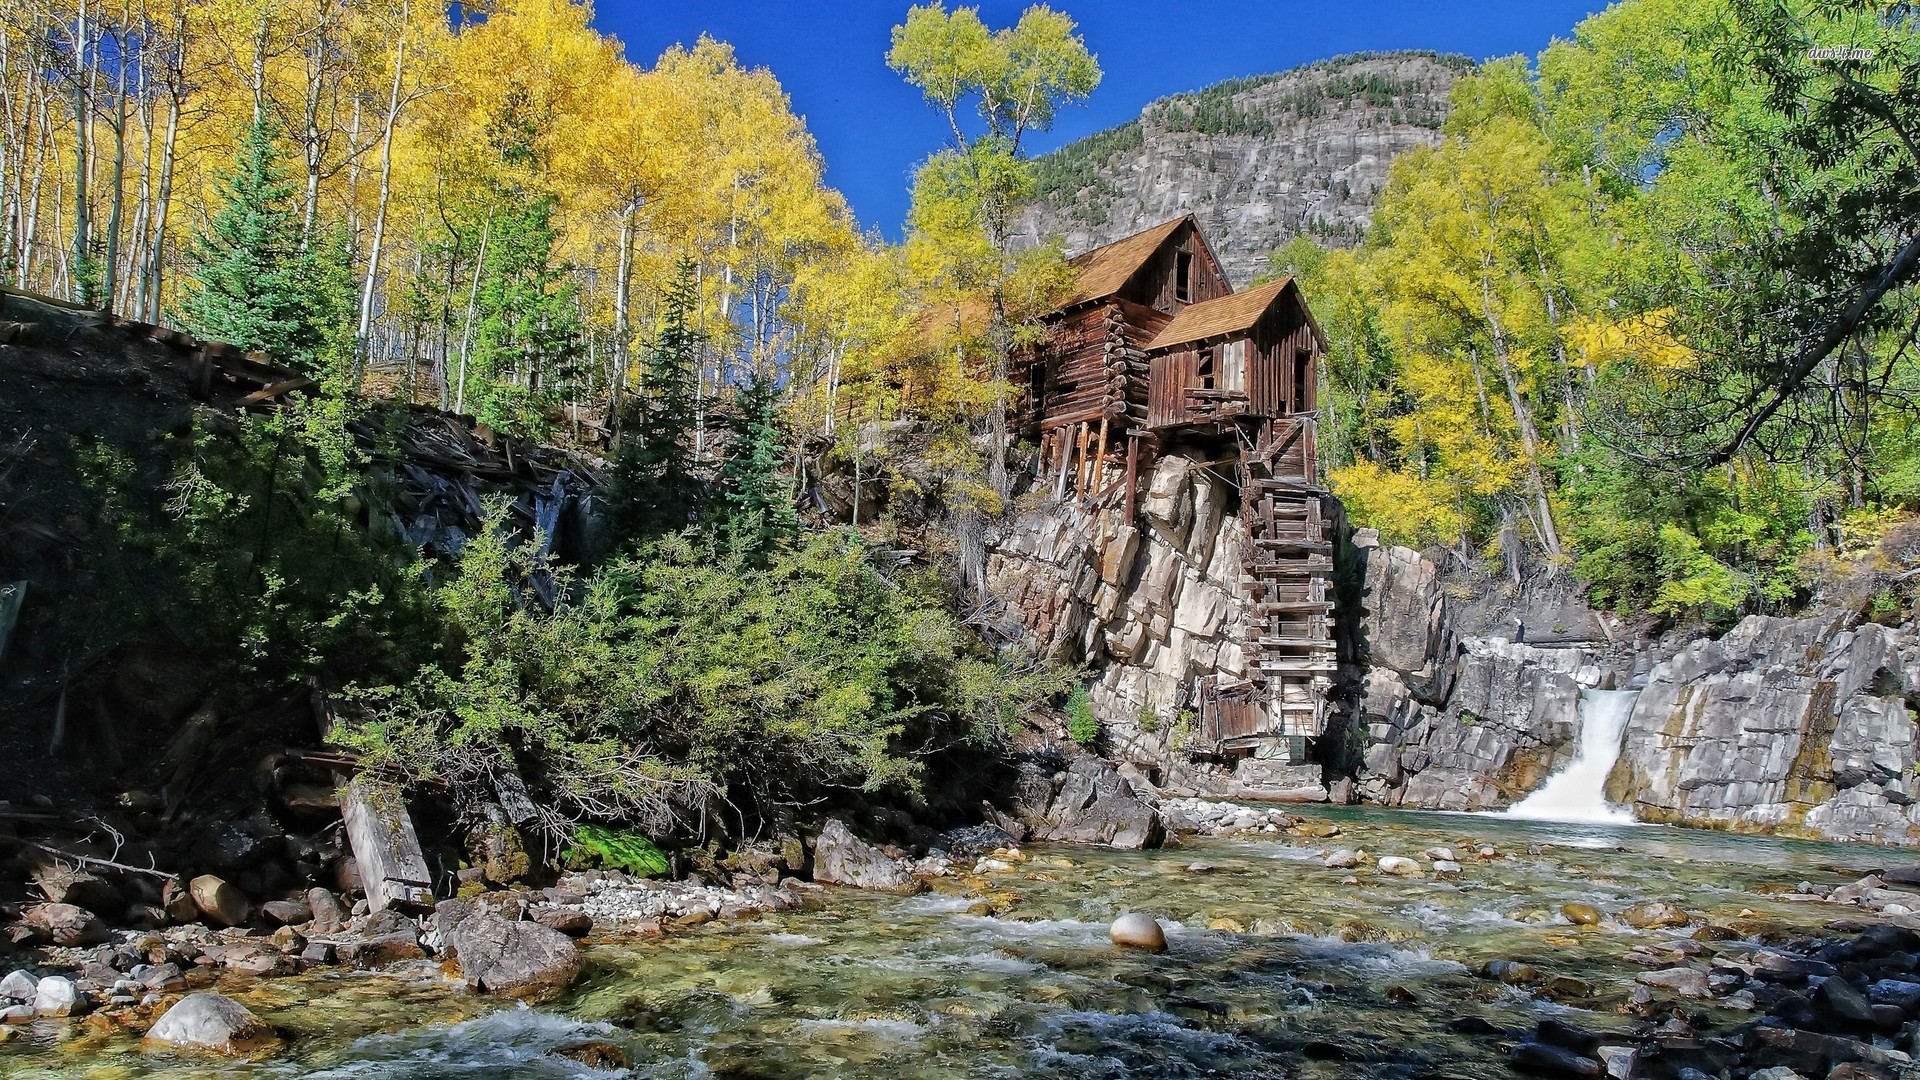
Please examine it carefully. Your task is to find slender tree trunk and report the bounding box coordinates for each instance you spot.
[70,1,94,303]
[1479,266,1562,559]
[101,52,127,313]
[454,216,491,415]
[355,16,408,385]
[610,200,635,427]
[143,87,179,321]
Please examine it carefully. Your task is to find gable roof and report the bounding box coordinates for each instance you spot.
[1145,275,1325,352]
[1062,215,1196,308]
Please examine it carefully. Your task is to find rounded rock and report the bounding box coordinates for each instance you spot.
[189,875,251,928]
[1109,912,1167,952]
[1377,856,1422,877]
[143,993,273,1053]
[1561,903,1603,926]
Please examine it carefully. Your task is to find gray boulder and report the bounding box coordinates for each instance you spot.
[811,819,920,893]
[1018,755,1164,849]
[443,913,580,996]
[143,993,272,1052]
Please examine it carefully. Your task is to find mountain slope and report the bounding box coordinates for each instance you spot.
[1014,51,1474,285]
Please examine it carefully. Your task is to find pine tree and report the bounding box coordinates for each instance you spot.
[178,117,318,360]
[715,373,798,558]
[467,193,583,435]
[606,256,701,540]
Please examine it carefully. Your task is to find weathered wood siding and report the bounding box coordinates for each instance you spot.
[1116,223,1230,315]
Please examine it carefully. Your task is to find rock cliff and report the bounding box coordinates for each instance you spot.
[1014,52,1472,284]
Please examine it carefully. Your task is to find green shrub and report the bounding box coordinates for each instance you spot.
[561,825,670,877]
[1066,687,1099,748]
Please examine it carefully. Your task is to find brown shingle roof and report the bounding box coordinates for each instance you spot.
[1145,276,1297,352]
[1062,216,1191,308]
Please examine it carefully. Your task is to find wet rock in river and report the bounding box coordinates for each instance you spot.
[33,975,85,1016]
[444,912,581,995]
[1432,860,1462,876]
[1478,960,1540,985]
[143,993,272,1053]
[1618,901,1688,929]
[1561,903,1602,926]
[1377,856,1421,877]
[811,819,921,894]
[532,908,592,937]
[556,1038,627,1068]
[1323,848,1362,869]
[1109,912,1167,952]
[1018,756,1163,849]
[1635,966,1709,997]
[1509,1041,1602,1076]
[0,970,36,1002]
[1816,976,1875,1026]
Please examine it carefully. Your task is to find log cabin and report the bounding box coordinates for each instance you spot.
[1016,215,1338,766]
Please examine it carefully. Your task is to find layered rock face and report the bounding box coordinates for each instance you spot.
[1350,539,1613,810]
[987,449,1260,793]
[1612,613,1920,844]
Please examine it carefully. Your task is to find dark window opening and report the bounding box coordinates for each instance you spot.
[1196,347,1215,390]
[1293,350,1311,413]
[1029,357,1047,417]
[1174,250,1194,303]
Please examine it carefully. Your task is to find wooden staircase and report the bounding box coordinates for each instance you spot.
[1199,417,1336,751]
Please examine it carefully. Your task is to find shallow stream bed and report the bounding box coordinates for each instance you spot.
[4,806,1893,1078]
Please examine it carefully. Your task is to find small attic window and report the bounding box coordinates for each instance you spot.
[1174,250,1194,303]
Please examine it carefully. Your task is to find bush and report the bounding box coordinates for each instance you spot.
[1066,687,1099,747]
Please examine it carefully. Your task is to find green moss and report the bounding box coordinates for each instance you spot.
[560,825,670,878]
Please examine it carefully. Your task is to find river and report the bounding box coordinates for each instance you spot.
[6,805,1887,1078]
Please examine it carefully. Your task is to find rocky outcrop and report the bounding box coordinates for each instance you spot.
[988,447,1305,798]
[1014,755,1164,849]
[1350,538,1613,810]
[811,819,920,893]
[1612,612,1920,843]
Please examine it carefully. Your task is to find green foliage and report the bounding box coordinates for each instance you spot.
[607,256,702,542]
[179,117,342,364]
[344,516,1075,829]
[560,824,670,877]
[464,193,582,438]
[715,374,800,559]
[1065,686,1098,747]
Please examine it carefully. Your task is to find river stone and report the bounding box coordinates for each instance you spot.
[532,908,592,937]
[1377,856,1421,877]
[1423,847,1456,862]
[1432,860,1462,876]
[1323,848,1362,869]
[556,1038,627,1068]
[1618,901,1688,929]
[811,819,920,894]
[1561,903,1603,926]
[1510,1041,1601,1077]
[25,902,107,946]
[444,912,580,995]
[261,899,312,926]
[189,875,250,927]
[1635,966,1709,996]
[0,971,35,1002]
[1817,976,1875,1025]
[1479,960,1540,985]
[33,976,84,1017]
[143,993,271,1052]
[306,887,348,933]
[1018,755,1164,849]
[1109,913,1167,952]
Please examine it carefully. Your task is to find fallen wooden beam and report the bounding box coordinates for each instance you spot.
[339,777,435,913]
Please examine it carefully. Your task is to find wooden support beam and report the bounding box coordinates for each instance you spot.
[1089,417,1109,501]
[1122,433,1142,522]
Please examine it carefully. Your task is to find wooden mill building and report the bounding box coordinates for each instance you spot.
[1016,215,1337,762]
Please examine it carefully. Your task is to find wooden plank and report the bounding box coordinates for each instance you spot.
[340,777,435,912]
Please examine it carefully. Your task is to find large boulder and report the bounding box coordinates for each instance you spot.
[24,902,107,946]
[1017,755,1164,849]
[33,866,117,912]
[811,819,920,894]
[143,993,273,1053]
[443,913,580,996]
[189,875,250,927]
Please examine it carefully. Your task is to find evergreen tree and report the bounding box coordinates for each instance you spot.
[606,256,701,541]
[178,117,319,361]
[467,193,583,435]
[715,373,798,558]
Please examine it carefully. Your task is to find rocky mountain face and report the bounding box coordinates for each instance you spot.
[1012,51,1472,285]
[1349,541,1920,845]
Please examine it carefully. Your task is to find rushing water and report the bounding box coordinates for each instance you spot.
[6,805,1891,1079]
[1506,690,1641,825]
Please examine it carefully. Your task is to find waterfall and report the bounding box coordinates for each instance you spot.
[1505,689,1641,824]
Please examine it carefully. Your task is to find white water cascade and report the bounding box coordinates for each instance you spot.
[1504,689,1641,824]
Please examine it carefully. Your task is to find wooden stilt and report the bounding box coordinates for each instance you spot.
[1122,432,1142,522]
[1089,417,1110,502]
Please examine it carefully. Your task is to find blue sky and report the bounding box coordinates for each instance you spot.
[590,1,1608,236]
